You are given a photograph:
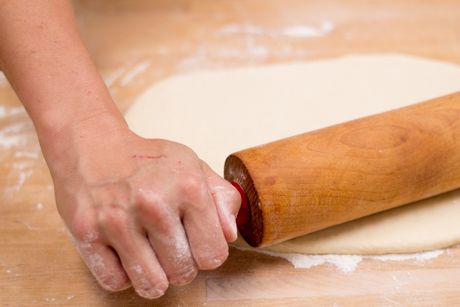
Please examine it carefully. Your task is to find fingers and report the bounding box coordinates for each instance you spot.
[94,204,169,299]
[146,227,198,286]
[64,220,132,291]
[110,237,169,299]
[136,193,198,286]
[70,172,236,298]
[75,242,131,292]
[69,172,231,299]
[60,138,241,298]
[176,172,229,270]
[201,161,241,242]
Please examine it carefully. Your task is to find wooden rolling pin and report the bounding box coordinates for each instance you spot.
[225,91,460,248]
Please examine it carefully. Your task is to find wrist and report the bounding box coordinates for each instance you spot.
[36,95,130,172]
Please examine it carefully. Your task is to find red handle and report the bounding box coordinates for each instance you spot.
[230,182,250,227]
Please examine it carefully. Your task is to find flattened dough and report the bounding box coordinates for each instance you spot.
[125,54,460,254]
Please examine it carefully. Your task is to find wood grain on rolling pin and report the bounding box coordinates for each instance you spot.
[225,91,460,247]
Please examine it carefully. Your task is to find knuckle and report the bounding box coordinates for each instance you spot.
[99,206,128,226]
[96,205,131,237]
[135,192,164,217]
[178,174,205,203]
[134,194,171,231]
[71,214,98,243]
[133,188,152,211]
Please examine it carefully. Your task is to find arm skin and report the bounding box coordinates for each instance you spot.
[0,0,240,299]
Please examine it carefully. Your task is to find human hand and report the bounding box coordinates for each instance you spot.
[50,125,240,298]
[0,0,242,299]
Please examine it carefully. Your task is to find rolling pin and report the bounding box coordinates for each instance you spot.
[225,91,460,248]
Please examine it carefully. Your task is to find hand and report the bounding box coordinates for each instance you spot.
[0,0,241,299]
[50,125,241,298]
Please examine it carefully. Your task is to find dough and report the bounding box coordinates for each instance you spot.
[234,190,460,254]
[125,54,460,254]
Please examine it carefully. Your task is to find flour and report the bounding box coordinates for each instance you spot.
[18,169,34,186]
[0,71,8,88]
[216,24,266,36]
[7,161,35,188]
[23,222,40,230]
[175,21,335,72]
[215,21,335,38]
[0,105,25,118]
[14,151,39,159]
[0,115,41,194]
[215,46,270,60]
[102,67,126,87]
[119,60,152,86]
[0,122,27,149]
[231,244,445,273]
[280,22,335,37]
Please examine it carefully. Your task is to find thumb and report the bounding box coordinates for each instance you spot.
[201,161,240,242]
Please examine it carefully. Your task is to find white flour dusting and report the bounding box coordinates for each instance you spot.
[0,105,25,118]
[119,60,152,86]
[175,22,336,72]
[102,67,126,87]
[216,24,266,35]
[280,22,335,37]
[0,71,8,88]
[8,161,35,187]
[0,112,42,196]
[216,46,270,60]
[14,151,39,159]
[18,169,34,186]
[231,244,445,272]
[215,21,335,38]
[0,122,28,149]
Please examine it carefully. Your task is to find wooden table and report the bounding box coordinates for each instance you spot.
[2,0,460,305]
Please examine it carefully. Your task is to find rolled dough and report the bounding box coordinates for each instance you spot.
[125,54,460,254]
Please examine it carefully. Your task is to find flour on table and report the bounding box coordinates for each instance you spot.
[125,54,460,255]
[231,244,445,272]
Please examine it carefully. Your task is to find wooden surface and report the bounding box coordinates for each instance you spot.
[225,92,460,247]
[2,0,460,305]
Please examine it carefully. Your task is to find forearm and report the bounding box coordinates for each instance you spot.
[0,0,127,162]
[0,1,241,298]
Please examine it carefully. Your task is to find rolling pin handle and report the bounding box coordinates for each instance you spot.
[231,182,250,227]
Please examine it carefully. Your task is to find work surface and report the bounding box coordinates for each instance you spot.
[2,1,460,306]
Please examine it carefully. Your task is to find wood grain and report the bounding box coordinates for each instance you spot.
[207,268,460,301]
[225,92,460,247]
[1,0,460,305]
